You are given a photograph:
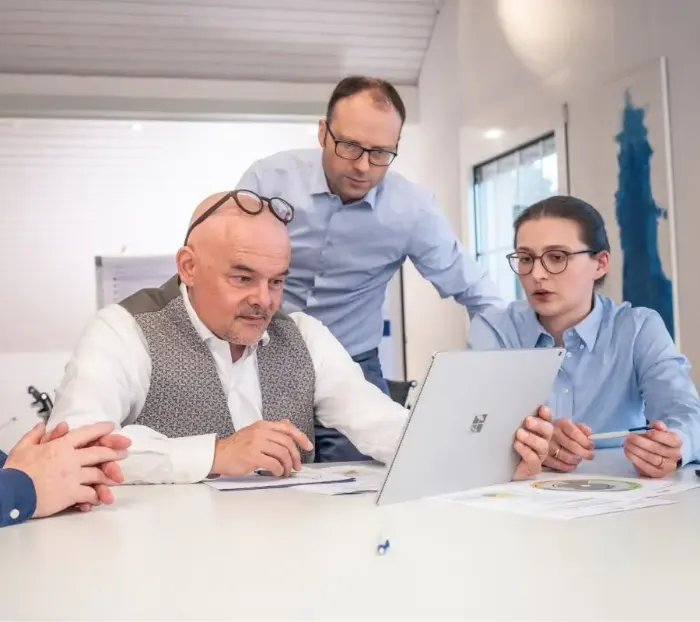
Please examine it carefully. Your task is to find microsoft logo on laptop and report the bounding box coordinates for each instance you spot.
[470,414,488,433]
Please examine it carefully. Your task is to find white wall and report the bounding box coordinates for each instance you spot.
[403,0,469,382]
[0,119,316,352]
[453,0,700,382]
[0,118,422,443]
[0,351,71,452]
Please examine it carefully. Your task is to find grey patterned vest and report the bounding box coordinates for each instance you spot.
[119,276,316,462]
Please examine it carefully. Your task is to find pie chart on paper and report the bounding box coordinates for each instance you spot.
[532,478,643,492]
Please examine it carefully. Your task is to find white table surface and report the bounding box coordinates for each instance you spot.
[1,451,699,621]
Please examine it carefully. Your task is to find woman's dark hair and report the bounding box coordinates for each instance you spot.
[513,195,610,286]
[326,76,406,125]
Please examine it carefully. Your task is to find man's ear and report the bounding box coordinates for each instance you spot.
[595,250,610,281]
[176,246,196,287]
[317,119,327,149]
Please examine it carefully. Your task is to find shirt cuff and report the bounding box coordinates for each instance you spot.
[0,468,37,526]
[673,429,694,467]
[168,434,217,483]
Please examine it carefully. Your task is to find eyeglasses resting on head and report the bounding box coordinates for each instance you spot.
[183,189,295,245]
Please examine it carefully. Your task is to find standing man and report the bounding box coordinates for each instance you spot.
[237,75,502,461]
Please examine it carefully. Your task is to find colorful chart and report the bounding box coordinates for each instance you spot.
[533,478,642,492]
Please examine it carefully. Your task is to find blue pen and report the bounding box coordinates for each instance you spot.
[376,538,391,556]
[254,469,275,477]
[253,469,314,479]
[589,425,652,441]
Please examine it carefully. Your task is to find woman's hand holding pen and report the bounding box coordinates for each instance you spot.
[624,420,682,478]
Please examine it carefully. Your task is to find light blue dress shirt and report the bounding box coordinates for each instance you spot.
[237,148,501,357]
[468,294,700,465]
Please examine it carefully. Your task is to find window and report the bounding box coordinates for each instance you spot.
[472,134,558,302]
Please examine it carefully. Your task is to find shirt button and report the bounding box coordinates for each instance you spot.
[579,344,584,350]
[563,388,569,394]
[9,508,20,520]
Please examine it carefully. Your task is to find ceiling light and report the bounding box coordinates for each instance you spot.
[484,128,504,140]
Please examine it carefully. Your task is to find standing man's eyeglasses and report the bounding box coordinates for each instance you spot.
[325,125,397,166]
[184,190,295,245]
[506,249,598,275]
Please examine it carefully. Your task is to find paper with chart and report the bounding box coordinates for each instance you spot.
[442,473,698,520]
[203,466,355,491]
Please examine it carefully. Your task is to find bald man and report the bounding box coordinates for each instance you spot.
[48,190,553,484]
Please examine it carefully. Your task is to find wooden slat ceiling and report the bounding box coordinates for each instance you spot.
[0,0,441,85]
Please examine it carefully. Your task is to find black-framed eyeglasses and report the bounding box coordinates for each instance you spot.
[324,125,397,166]
[184,189,295,245]
[506,249,598,275]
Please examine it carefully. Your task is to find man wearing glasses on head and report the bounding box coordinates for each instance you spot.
[237,75,503,462]
[46,191,552,484]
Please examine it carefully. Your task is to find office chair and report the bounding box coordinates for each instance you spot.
[386,379,417,409]
[27,385,53,422]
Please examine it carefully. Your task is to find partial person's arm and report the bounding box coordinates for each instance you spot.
[407,198,503,318]
[292,314,408,465]
[0,450,37,527]
[466,314,508,350]
[236,162,263,194]
[634,311,700,465]
[48,306,215,485]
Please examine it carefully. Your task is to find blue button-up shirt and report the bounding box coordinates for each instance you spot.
[467,294,700,464]
[0,451,36,527]
[237,149,501,356]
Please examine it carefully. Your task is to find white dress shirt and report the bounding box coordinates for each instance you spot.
[48,285,408,484]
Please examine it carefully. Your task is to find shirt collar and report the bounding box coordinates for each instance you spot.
[571,294,603,351]
[309,151,378,210]
[179,283,270,348]
[522,294,602,351]
[522,306,551,348]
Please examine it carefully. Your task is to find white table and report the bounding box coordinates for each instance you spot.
[1,452,699,621]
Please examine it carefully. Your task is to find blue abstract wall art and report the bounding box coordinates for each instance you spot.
[614,91,674,337]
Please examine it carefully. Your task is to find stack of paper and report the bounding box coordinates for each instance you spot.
[295,465,387,496]
[203,466,355,492]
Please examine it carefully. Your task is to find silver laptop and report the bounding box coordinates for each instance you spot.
[376,348,565,506]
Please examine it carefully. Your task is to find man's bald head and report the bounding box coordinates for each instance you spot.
[176,191,292,352]
[185,191,287,245]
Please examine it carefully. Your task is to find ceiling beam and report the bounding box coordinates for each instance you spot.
[0,73,420,122]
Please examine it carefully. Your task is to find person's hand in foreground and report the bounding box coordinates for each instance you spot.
[5,421,130,518]
[41,421,131,510]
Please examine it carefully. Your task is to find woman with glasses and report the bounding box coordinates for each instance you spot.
[468,195,700,478]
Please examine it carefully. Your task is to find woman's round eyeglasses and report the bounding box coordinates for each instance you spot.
[506,249,598,275]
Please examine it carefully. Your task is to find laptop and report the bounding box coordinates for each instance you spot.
[375,348,565,506]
